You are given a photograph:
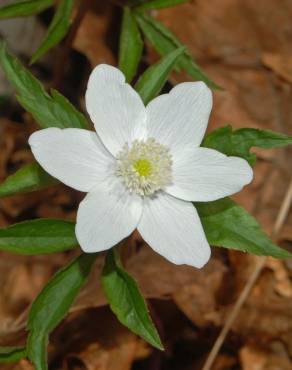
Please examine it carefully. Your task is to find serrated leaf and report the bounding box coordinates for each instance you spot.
[31,0,75,63]
[49,89,89,128]
[0,347,26,363]
[202,125,292,165]
[196,198,292,258]
[135,46,185,104]
[119,7,143,82]
[0,43,88,129]
[0,162,57,198]
[0,0,53,19]
[27,253,97,370]
[0,219,77,255]
[135,12,220,89]
[102,248,164,350]
[135,0,189,11]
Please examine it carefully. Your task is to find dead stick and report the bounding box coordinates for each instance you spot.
[201,178,292,370]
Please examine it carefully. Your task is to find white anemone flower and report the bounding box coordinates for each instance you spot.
[29,64,253,268]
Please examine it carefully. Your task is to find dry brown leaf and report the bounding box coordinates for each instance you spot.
[266,257,292,297]
[240,346,269,370]
[156,0,292,65]
[0,246,226,344]
[262,53,292,84]
[234,164,292,241]
[74,6,115,67]
[148,1,292,167]
[1,359,35,370]
[1,1,292,367]
[240,344,292,370]
[74,246,226,311]
[58,309,147,370]
[232,269,292,337]
[173,258,226,327]
[0,252,72,341]
[212,354,237,370]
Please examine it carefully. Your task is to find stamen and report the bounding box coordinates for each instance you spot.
[133,159,152,177]
[116,138,173,196]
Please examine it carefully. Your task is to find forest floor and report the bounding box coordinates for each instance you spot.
[1,1,292,369]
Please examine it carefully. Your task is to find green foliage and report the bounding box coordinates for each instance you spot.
[203,125,292,165]
[0,0,53,19]
[0,44,88,129]
[27,253,97,370]
[196,198,292,259]
[0,219,77,255]
[200,125,292,257]
[1,0,291,366]
[119,7,143,82]
[0,162,57,198]
[102,248,163,350]
[27,334,48,370]
[135,46,185,104]
[0,347,26,363]
[31,0,75,64]
[135,12,220,89]
[135,0,189,11]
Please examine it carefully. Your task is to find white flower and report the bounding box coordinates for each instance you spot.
[29,64,253,268]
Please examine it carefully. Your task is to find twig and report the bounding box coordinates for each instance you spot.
[201,178,292,370]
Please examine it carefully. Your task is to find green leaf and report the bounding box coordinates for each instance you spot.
[196,198,292,259]
[0,43,88,129]
[135,13,220,89]
[135,0,189,11]
[0,347,26,363]
[0,162,57,198]
[27,253,97,370]
[49,88,89,128]
[31,0,75,64]
[119,7,143,83]
[102,248,163,350]
[135,46,185,104]
[203,125,292,165]
[0,0,53,19]
[0,219,77,255]
[27,333,48,370]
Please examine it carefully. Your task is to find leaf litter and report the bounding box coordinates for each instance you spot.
[0,0,292,369]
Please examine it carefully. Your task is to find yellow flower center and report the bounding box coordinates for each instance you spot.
[116,138,173,196]
[133,159,152,177]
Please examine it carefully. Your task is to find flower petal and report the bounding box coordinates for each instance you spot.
[76,180,143,252]
[167,147,253,201]
[146,82,212,153]
[29,127,114,192]
[137,193,210,268]
[86,64,147,156]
